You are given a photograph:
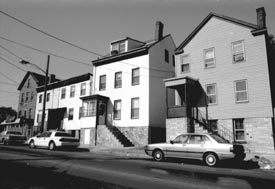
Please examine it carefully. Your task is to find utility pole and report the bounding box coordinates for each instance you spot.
[41,55,50,133]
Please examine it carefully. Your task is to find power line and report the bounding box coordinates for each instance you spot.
[0,36,92,67]
[0,10,102,57]
[0,44,23,60]
[0,72,19,84]
[0,56,27,72]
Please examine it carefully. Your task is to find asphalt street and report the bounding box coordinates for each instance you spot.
[1,145,275,189]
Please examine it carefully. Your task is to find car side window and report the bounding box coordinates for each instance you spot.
[173,135,188,144]
[189,135,203,144]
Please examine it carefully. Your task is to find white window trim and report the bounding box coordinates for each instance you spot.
[206,83,217,105]
[232,40,246,63]
[234,79,249,103]
[233,118,246,142]
[180,54,191,73]
[203,47,216,69]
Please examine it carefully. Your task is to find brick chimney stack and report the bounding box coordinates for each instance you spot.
[256,7,266,29]
[50,74,56,83]
[155,21,164,41]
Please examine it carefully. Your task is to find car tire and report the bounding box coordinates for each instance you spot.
[29,140,35,149]
[49,141,55,151]
[204,152,218,167]
[153,149,164,161]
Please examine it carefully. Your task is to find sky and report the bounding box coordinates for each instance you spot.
[0,0,275,111]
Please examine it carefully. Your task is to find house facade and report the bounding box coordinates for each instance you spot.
[34,73,93,138]
[79,21,176,147]
[17,71,58,138]
[165,7,275,154]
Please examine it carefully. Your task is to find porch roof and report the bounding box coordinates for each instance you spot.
[0,118,21,126]
[80,94,109,101]
[164,76,199,88]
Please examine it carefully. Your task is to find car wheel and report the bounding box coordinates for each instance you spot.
[29,140,35,149]
[49,141,55,151]
[204,153,218,167]
[153,149,164,161]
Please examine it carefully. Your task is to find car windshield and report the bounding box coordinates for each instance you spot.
[55,132,72,137]
[210,134,229,144]
[7,131,22,135]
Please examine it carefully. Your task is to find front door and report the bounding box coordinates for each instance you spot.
[166,134,189,158]
[98,101,106,125]
[186,135,206,159]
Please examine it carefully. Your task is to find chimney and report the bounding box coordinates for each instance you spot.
[155,21,164,41]
[256,7,266,29]
[50,74,56,83]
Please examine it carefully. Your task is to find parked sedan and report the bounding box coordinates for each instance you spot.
[27,130,80,150]
[145,133,246,167]
[0,130,27,145]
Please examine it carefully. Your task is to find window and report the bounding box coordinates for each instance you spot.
[206,84,217,104]
[89,81,93,95]
[27,79,30,88]
[233,119,245,142]
[70,85,75,98]
[131,98,139,119]
[68,108,74,120]
[99,75,106,91]
[232,40,245,63]
[235,80,248,103]
[80,83,86,96]
[29,109,32,119]
[24,110,27,118]
[165,49,169,63]
[173,135,188,144]
[114,100,121,120]
[132,68,140,85]
[26,92,29,102]
[82,100,96,117]
[172,55,175,67]
[61,88,66,99]
[180,55,190,73]
[189,135,203,144]
[39,94,42,103]
[21,93,24,103]
[112,41,126,53]
[115,72,122,88]
[46,93,50,102]
[204,47,215,68]
[30,92,34,101]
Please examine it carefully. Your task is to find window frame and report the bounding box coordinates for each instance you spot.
[46,92,50,102]
[99,75,106,91]
[206,83,217,105]
[39,94,42,103]
[70,85,75,98]
[114,72,122,88]
[68,108,74,120]
[25,92,29,102]
[234,79,249,103]
[232,40,245,63]
[132,68,140,86]
[30,92,34,101]
[233,118,246,142]
[113,100,122,120]
[131,97,139,119]
[180,54,190,73]
[203,47,216,69]
[61,88,66,99]
[80,83,86,96]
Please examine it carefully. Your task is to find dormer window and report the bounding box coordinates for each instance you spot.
[112,41,126,54]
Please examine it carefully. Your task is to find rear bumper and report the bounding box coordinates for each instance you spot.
[56,142,80,147]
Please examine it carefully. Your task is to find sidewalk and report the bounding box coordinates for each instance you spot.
[80,144,275,170]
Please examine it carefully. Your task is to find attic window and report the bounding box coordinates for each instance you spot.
[204,47,215,68]
[112,41,126,54]
[232,40,245,63]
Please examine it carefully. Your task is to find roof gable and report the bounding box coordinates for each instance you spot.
[176,12,259,52]
[17,71,46,90]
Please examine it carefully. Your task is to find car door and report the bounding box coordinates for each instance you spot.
[166,134,189,158]
[186,135,206,160]
[34,132,47,146]
[41,132,52,147]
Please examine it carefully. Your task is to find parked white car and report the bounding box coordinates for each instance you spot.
[27,130,80,150]
[145,133,246,167]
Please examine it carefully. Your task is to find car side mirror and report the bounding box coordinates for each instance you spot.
[170,140,174,145]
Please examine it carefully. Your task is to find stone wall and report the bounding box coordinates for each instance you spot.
[80,128,95,146]
[166,118,189,142]
[97,125,123,148]
[118,126,149,146]
[218,117,274,154]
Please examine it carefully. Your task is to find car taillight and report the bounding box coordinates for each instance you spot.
[230,147,233,152]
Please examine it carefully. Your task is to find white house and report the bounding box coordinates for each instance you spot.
[165,7,275,154]
[79,21,176,147]
[34,73,93,138]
